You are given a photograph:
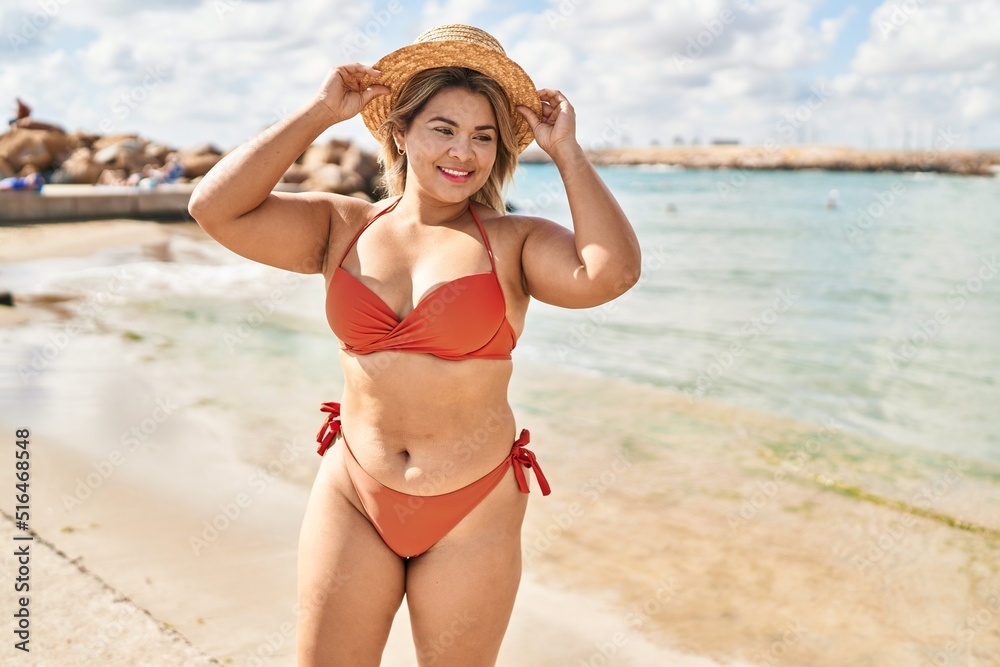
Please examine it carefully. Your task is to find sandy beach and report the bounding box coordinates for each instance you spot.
[2,219,999,666]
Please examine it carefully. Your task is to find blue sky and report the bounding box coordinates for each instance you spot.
[2,0,997,152]
[806,0,879,77]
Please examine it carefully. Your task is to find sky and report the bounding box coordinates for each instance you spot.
[2,0,998,153]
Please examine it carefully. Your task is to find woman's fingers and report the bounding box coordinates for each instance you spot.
[516,105,541,129]
[314,63,389,122]
[339,63,382,79]
[520,88,580,156]
[361,84,391,105]
[533,88,574,123]
[333,64,384,92]
[537,88,569,103]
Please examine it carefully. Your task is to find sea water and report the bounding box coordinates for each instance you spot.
[2,164,998,466]
[510,164,1000,465]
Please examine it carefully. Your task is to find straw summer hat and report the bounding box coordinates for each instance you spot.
[360,24,541,153]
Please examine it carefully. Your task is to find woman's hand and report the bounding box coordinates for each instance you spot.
[313,63,390,125]
[517,89,580,160]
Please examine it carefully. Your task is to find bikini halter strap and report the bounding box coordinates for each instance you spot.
[468,204,499,275]
[337,197,402,266]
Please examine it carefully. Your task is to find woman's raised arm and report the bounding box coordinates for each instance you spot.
[187,64,389,274]
[516,89,642,308]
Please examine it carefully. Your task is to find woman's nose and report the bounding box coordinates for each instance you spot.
[448,136,474,161]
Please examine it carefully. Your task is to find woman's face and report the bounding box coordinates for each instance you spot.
[395,86,498,204]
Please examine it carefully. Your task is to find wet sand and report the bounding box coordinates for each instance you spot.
[1,220,998,665]
[0,513,219,667]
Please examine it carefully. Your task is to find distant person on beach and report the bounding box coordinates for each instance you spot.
[97,157,185,188]
[0,172,44,191]
[7,97,63,133]
[189,24,640,666]
[825,188,840,209]
[135,156,184,189]
[9,97,30,125]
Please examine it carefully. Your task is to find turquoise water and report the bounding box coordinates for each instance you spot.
[2,165,998,467]
[510,164,1000,464]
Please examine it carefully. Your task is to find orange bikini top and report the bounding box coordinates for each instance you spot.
[326,198,517,360]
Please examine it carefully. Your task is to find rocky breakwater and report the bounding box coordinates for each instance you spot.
[0,124,382,199]
[279,137,381,199]
[521,145,1000,176]
[0,126,222,187]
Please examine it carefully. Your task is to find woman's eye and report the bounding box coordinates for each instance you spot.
[435,127,453,135]
[475,135,493,142]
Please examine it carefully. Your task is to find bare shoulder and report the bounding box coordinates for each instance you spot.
[328,193,382,227]
[323,194,387,266]
[469,204,558,246]
[469,204,574,265]
[471,205,570,298]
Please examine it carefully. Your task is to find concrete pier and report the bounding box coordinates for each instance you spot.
[0,183,303,225]
[0,184,195,224]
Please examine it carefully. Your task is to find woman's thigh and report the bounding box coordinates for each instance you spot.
[297,443,406,667]
[405,470,529,667]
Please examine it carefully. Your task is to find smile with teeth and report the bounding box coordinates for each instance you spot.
[439,166,473,180]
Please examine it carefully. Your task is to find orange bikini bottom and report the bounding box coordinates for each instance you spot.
[316,402,550,558]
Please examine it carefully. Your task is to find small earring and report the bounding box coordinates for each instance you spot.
[397,146,405,156]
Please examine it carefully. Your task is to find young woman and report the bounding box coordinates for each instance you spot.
[189,24,640,667]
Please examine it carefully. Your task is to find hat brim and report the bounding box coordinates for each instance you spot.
[361,41,541,153]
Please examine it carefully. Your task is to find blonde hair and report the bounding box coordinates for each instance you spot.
[376,67,519,212]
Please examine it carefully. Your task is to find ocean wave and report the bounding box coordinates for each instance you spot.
[21,234,317,308]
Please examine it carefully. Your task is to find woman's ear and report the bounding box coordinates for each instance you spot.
[392,127,406,153]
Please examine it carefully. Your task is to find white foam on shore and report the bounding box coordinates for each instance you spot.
[14,234,327,331]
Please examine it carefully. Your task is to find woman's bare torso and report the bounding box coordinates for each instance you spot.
[323,199,529,495]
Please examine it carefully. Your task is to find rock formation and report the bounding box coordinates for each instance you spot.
[0,119,384,199]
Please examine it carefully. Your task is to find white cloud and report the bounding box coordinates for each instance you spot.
[3,0,388,149]
[0,0,997,153]
[819,7,856,45]
[491,0,854,146]
[419,0,493,30]
[826,0,1000,147]
[958,85,993,121]
[853,0,1000,74]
